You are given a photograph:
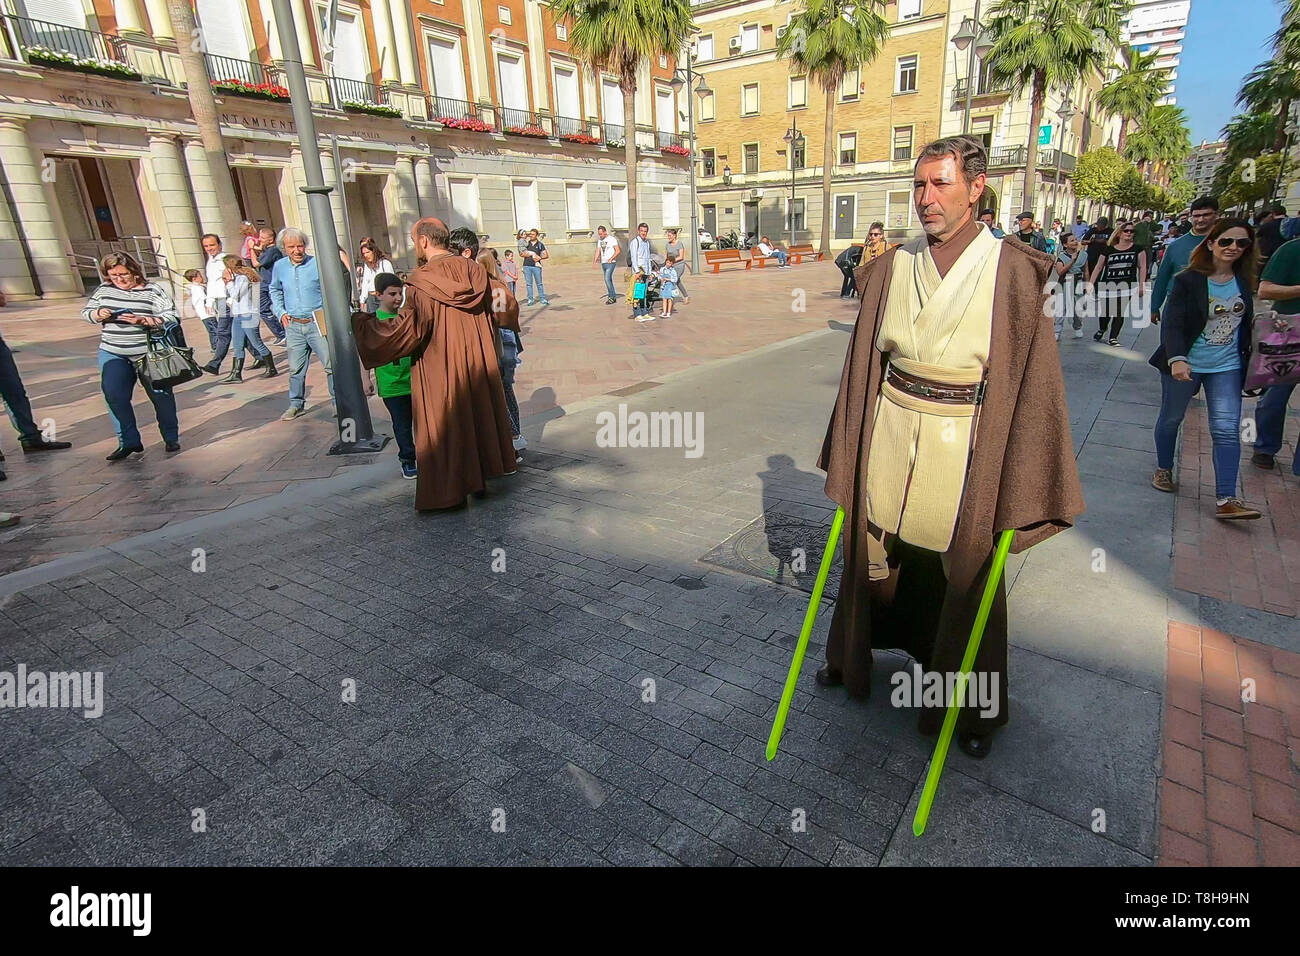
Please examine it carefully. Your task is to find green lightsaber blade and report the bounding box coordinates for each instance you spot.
[912,527,1016,836]
[766,506,845,761]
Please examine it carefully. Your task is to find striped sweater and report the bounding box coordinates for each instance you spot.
[82,283,179,357]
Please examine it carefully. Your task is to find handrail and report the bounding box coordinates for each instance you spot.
[5,14,128,65]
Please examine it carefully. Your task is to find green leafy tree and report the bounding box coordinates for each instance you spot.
[1124,103,1191,185]
[982,0,1129,217]
[1222,111,1279,167]
[1109,167,1149,211]
[1096,47,1169,153]
[1219,152,1283,209]
[776,0,890,254]
[550,0,694,233]
[1073,146,1127,202]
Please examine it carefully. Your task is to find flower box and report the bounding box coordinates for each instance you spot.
[505,124,548,138]
[437,115,494,133]
[606,139,626,149]
[212,78,290,101]
[662,144,691,156]
[341,100,402,118]
[25,46,141,81]
[561,132,602,145]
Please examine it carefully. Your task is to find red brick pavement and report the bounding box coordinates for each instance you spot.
[1171,403,1300,617]
[1157,622,1300,866]
[0,261,850,573]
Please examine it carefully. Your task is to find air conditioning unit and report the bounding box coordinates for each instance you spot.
[729,36,742,52]
[776,25,788,39]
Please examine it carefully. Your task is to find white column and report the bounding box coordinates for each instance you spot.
[413,156,437,218]
[114,0,148,35]
[0,119,80,298]
[388,0,418,86]
[263,0,283,61]
[390,156,418,261]
[370,0,399,84]
[462,0,492,104]
[524,0,549,113]
[317,146,349,250]
[0,160,35,300]
[143,0,174,40]
[181,138,226,240]
[287,146,313,229]
[143,131,203,272]
[291,0,318,68]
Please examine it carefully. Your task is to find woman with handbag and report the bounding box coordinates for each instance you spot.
[82,252,184,460]
[1148,217,1263,520]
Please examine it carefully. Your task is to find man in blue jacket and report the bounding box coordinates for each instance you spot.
[269,227,334,421]
[250,226,287,346]
[1151,196,1219,323]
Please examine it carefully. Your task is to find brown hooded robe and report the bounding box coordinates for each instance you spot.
[818,233,1085,735]
[351,252,516,509]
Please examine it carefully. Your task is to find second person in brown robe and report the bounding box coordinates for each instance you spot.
[351,218,516,510]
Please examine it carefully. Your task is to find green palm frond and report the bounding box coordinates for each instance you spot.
[549,0,695,84]
[774,0,891,92]
[1096,47,1169,125]
[983,0,1130,99]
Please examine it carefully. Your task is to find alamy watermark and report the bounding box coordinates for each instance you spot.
[595,403,704,458]
[890,662,1000,719]
[0,665,103,718]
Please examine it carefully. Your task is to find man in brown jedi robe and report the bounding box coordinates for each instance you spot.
[351,217,516,510]
[815,136,1085,758]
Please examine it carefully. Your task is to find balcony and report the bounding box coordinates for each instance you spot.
[4,14,140,80]
[1039,148,1077,173]
[206,53,286,99]
[500,107,546,137]
[988,145,1027,168]
[429,96,492,131]
[951,76,1012,108]
[330,75,389,110]
[602,122,626,147]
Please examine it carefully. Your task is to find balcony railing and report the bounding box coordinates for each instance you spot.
[500,107,544,134]
[1040,149,1078,173]
[989,145,1027,168]
[6,14,130,69]
[602,122,626,146]
[330,75,387,108]
[429,95,478,123]
[553,115,587,137]
[205,53,280,89]
[951,76,1012,107]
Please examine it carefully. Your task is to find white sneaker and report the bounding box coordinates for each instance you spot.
[1073,328,1084,338]
[512,434,527,451]
[637,315,656,322]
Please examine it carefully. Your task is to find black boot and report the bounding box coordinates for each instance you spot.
[221,358,244,383]
[106,444,143,462]
[260,354,278,378]
[815,665,843,687]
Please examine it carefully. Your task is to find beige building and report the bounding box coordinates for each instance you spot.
[1184,140,1226,194]
[0,0,691,301]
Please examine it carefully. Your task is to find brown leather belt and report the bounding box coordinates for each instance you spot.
[886,364,986,405]
[286,316,316,323]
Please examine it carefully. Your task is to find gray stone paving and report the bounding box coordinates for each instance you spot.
[0,313,1223,866]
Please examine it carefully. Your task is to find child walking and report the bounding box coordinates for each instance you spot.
[632,269,651,322]
[372,273,417,479]
[185,269,217,350]
[656,255,678,318]
[501,250,519,296]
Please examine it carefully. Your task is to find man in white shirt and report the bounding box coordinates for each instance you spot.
[593,225,621,304]
[757,236,789,268]
[628,222,653,275]
[202,233,227,315]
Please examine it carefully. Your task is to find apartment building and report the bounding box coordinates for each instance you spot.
[0,0,689,300]
[1122,0,1191,105]
[1184,140,1226,194]
[690,0,947,246]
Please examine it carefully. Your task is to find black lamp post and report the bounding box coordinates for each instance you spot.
[783,122,805,248]
[670,51,711,275]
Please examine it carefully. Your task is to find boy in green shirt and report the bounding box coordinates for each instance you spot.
[371,273,417,479]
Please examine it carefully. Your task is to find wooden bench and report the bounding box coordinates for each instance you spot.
[704,249,750,273]
[750,247,775,268]
[788,244,824,264]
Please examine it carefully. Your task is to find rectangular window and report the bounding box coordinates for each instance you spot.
[696,35,714,61]
[662,186,680,228]
[971,116,993,150]
[792,142,806,169]
[659,55,668,68]
[886,189,912,230]
[839,132,856,166]
[743,143,758,174]
[448,177,479,230]
[428,35,468,103]
[892,126,913,161]
[699,90,715,121]
[512,180,539,232]
[899,0,922,19]
[498,5,512,25]
[896,55,918,93]
[556,22,567,41]
[741,24,759,52]
[565,182,588,230]
[742,83,759,116]
[702,148,716,177]
[789,197,805,232]
[789,75,807,109]
[840,68,859,101]
[610,183,628,229]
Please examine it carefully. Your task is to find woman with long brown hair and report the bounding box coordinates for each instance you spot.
[1088,219,1147,346]
[220,254,275,382]
[81,252,183,460]
[356,238,395,312]
[1148,217,1262,520]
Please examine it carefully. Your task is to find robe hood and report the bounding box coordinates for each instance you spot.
[407,253,490,309]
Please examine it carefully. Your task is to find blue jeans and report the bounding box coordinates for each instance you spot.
[209,306,259,367]
[98,349,178,447]
[382,394,415,465]
[1254,384,1298,473]
[285,319,335,410]
[1154,367,1243,499]
[230,313,270,359]
[770,250,788,266]
[258,286,286,339]
[601,262,617,300]
[0,329,40,442]
[523,265,547,303]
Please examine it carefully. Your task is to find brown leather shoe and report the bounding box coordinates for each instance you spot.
[1215,498,1262,520]
[1151,468,1176,493]
[1251,452,1276,470]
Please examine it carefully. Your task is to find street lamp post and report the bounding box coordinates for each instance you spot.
[783,121,805,249]
[671,51,711,276]
[950,4,992,135]
[1049,95,1077,228]
[269,0,384,454]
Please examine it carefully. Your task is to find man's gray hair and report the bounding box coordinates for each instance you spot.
[914,135,988,183]
[277,226,310,250]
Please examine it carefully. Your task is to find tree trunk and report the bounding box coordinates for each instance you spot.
[820,84,835,255]
[1023,73,1044,222]
[166,0,243,245]
[622,83,638,237]
[1117,117,1127,155]
[1274,98,1291,153]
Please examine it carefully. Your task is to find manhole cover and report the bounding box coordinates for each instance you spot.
[700,511,841,599]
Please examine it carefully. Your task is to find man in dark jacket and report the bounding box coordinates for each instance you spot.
[250,226,287,345]
[1013,212,1048,252]
[835,243,863,297]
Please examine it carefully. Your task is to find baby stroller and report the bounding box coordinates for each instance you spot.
[626,269,663,310]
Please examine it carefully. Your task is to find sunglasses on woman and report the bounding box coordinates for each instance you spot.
[1214,236,1252,249]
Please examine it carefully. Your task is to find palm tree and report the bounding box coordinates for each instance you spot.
[1125,104,1190,187]
[775,0,890,255]
[982,0,1129,220]
[1236,60,1300,152]
[550,0,694,234]
[1095,47,1168,153]
[165,0,243,244]
[1222,111,1280,165]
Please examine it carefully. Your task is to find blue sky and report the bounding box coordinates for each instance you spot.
[1176,0,1282,143]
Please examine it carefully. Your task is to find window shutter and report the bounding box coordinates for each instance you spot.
[196,0,251,61]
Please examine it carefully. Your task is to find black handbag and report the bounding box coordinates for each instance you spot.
[132,323,202,390]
